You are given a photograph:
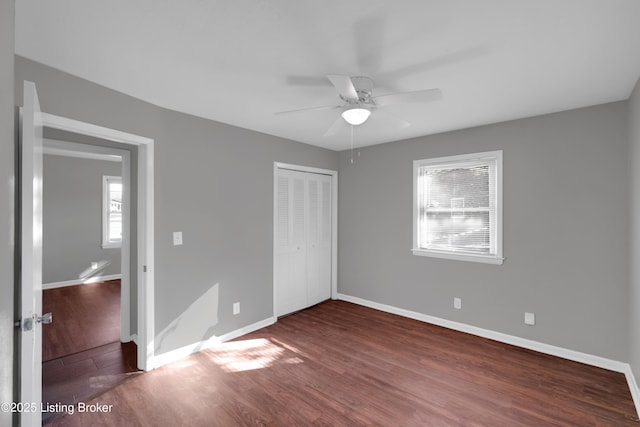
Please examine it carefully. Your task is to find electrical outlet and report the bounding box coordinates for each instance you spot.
[173,231,183,246]
[233,302,240,315]
[524,312,535,326]
[454,297,462,310]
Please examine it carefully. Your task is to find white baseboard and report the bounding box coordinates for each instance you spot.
[151,316,277,369]
[337,292,640,418]
[42,274,122,290]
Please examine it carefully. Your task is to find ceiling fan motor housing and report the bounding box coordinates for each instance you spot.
[345,76,374,105]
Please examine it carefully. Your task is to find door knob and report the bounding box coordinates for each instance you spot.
[21,312,52,331]
[37,312,53,325]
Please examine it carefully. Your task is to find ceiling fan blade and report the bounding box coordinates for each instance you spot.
[323,115,346,137]
[275,104,338,115]
[374,88,442,106]
[354,14,385,75]
[285,75,331,86]
[376,46,489,83]
[375,108,411,129]
[327,75,358,101]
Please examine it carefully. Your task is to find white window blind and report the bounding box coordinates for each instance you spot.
[102,175,123,247]
[413,151,503,264]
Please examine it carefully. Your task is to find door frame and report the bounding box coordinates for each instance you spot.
[42,139,133,344]
[273,162,338,318]
[38,112,155,371]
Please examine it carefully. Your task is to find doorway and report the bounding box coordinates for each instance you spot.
[37,112,155,370]
[39,141,136,423]
[40,139,132,344]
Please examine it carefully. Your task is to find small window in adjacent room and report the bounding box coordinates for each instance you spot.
[102,175,123,248]
[413,150,503,264]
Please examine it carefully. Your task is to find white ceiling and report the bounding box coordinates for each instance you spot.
[15,1,640,151]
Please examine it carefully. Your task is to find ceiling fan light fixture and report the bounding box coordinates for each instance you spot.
[342,107,371,125]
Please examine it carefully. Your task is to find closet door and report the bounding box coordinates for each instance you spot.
[275,170,308,316]
[307,174,332,305]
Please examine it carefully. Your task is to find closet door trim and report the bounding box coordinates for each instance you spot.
[273,162,338,318]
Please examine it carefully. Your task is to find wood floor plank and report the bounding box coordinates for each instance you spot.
[43,342,140,425]
[42,280,122,361]
[60,342,124,366]
[49,301,638,426]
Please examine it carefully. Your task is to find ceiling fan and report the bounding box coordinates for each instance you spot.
[276,74,443,137]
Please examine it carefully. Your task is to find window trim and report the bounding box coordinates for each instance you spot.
[102,175,123,248]
[412,150,504,265]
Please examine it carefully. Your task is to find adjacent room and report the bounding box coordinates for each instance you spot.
[2,1,640,426]
[39,144,140,425]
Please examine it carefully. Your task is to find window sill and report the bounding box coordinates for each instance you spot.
[102,242,122,249]
[412,249,504,265]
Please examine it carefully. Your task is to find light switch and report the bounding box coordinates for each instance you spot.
[173,231,183,246]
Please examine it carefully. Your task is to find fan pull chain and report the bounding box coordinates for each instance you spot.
[350,124,354,164]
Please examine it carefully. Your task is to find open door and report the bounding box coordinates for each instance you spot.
[20,80,47,426]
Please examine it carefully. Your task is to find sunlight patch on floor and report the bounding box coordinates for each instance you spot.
[207,338,303,373]
[167,358,198,371]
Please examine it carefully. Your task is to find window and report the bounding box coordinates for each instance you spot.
[102,175,123,248]
[413,151,503,264]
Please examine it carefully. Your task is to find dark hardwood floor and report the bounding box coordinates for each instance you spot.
[42,279,140,425]
[48,300,638,426]
[42,279,122,361]
[42,342,140,425]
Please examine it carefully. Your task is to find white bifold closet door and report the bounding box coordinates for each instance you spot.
[276,168,332,317]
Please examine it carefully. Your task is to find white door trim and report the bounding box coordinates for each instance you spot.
[39,112,155,371]
[273,162,338,319]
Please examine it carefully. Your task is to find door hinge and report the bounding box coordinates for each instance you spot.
[143,265,147,272]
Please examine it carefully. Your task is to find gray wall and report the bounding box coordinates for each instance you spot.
[338,102,629,361]
[42,154,122,284]
[629,77,640,382]
[15,56,339,356]
[0,2,14,426]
